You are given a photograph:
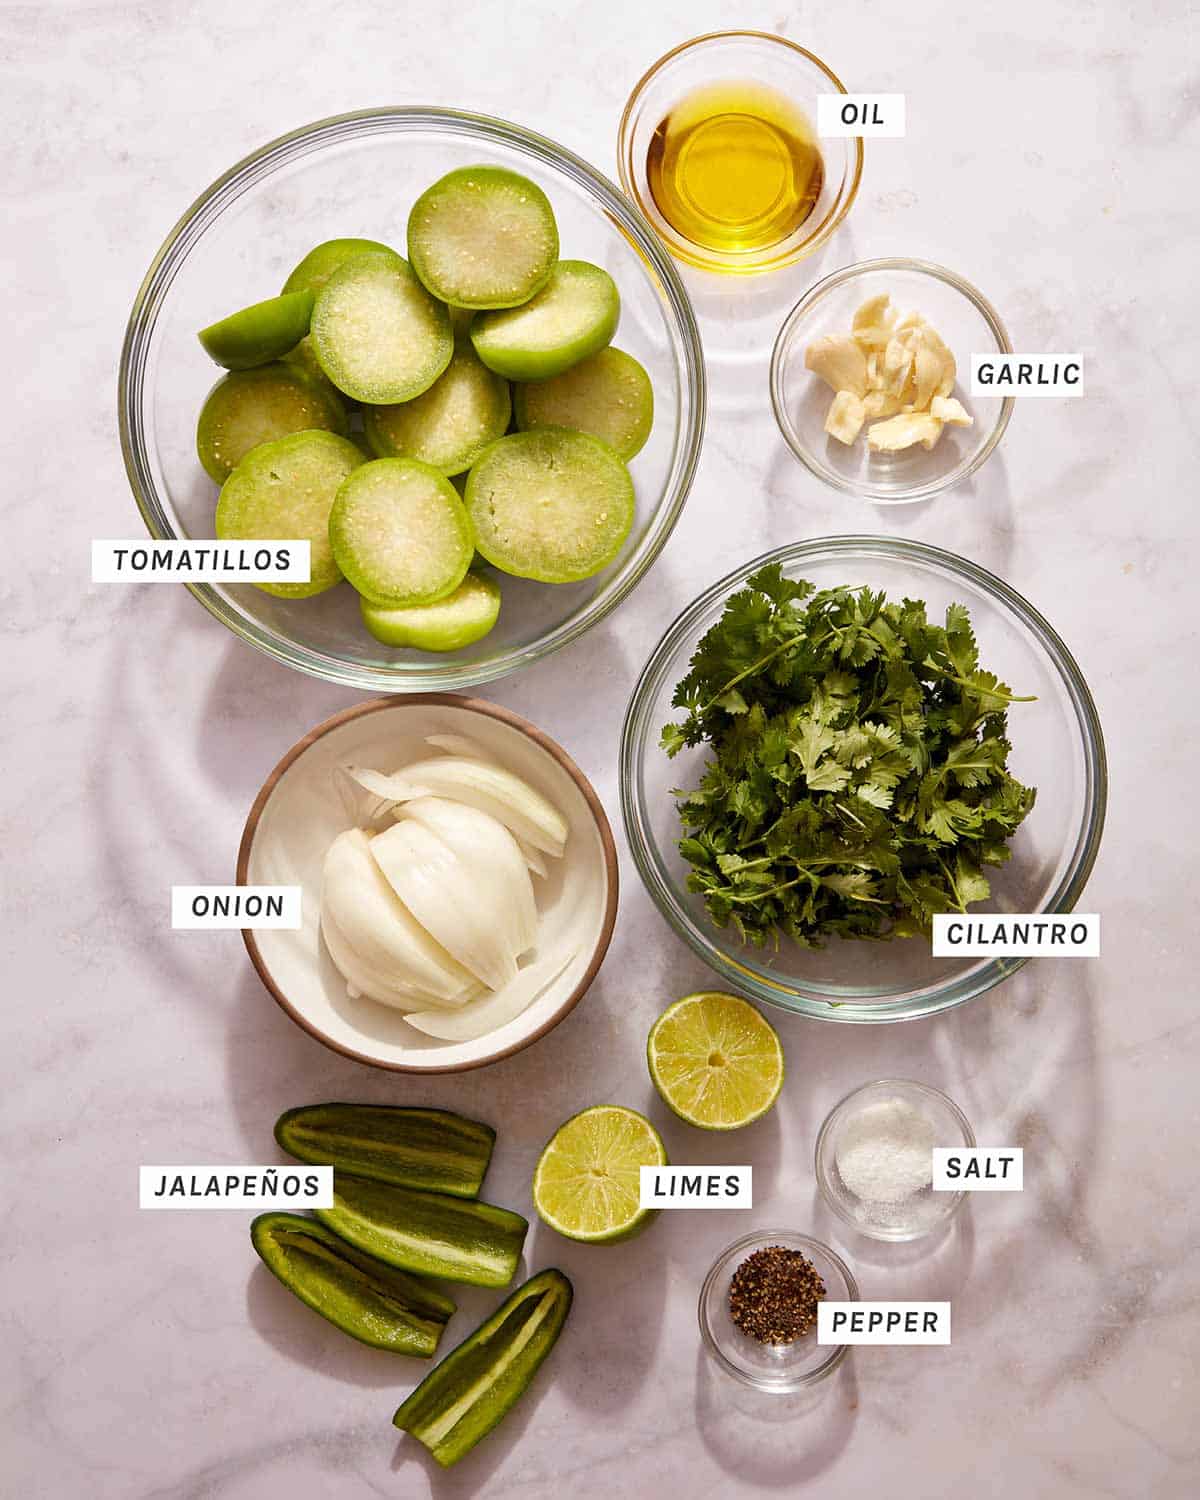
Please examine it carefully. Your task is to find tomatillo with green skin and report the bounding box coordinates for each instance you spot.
[198,290,315,370]
[215,429,364,598]
[196,363,347,483]
[282,237,396,295]
[514,345,654,460]
[361,572,501,652]
[408,165,558,309]
[470,260,619,381]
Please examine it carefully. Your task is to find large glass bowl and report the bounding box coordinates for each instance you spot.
[119,108,705,691]
[620,537,1106,1022]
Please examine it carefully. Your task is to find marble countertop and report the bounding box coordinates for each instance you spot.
[5,0,1198,1495]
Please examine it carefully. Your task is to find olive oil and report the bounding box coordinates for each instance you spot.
[646,81,824,258]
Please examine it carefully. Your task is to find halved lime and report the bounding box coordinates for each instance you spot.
[647,992,784,1131]
[532,1105,666,1244]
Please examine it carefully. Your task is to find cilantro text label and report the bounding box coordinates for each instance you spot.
[969,355,1083,397]
[819,1301,951,1345]
[139,1166,333,1209]
[639,1166,752,1209]
[92,540,311,583]
[932,913,1099,957]
[933,1148,1023,1191]
[172,886,302,930]
[817,94,905,138]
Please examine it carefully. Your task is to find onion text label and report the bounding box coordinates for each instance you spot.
[171,886,303,930]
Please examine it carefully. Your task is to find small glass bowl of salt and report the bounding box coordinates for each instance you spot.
[815,1079,975,1242]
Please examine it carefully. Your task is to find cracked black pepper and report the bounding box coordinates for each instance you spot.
[728,1245,826,1344]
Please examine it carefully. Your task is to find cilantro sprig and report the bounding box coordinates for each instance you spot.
[660,565,1037,947]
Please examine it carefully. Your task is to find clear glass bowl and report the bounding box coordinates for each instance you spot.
[119,108,706,691]
[617,32,862,275]
[620,537,1107,1023]
[770,258,1013,503]
[815,1079,975,1241]
[698,1231,858,1392]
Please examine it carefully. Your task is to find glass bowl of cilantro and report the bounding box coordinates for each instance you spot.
[619,537,1106,1021]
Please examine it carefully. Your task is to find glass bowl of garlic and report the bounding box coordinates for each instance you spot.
[769,258,1013,504]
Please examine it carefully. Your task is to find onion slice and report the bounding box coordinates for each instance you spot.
[405,946,578,1042]
[383,757,568,856]
[369,821,519,992]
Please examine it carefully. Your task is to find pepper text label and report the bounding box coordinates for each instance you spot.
[139,1166,333,1209]
[638,1165,752,1209]
[819,1301,951,1345]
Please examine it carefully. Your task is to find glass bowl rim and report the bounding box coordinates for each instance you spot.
[616,30,864,274]
[769,256,1015,503]
[697,1228,860,1390]
[814,1077,976,1239]
[619,534,1108,1024]
[118,105,707,692]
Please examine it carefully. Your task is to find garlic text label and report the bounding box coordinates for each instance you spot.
[172,886,302,930]
[139,1166,333,1209]
[932,913,1099,957]
[969,355,1084,397]
[92,540,311,582]
[817,94,906,138]
[933,1148,1023,1192]
[638,1166,752,1210]
[819,1301,951,1345]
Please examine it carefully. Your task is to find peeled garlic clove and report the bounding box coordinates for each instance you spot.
[911,336,945,411]
[824,390,866,445]
[370,820,519,992]
[405,947,578,1043]
[867,412,945,452]
[893,310,926,336]
[321,829,479,1005]
[804,334,869,398]
[881,335,914,397]
[930,395,973,426]
[851,293,896,350]
[864,389,904,419]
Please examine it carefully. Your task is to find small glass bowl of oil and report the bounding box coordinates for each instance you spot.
[618,32,862,275]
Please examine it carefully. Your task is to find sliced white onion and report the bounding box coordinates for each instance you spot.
[333,764,430,827]
[516,838,548,879]
[405,946,579,1042]
[396,797,537,958]
[320,908,430,1012]
[387,757,568,856]
[424,733,497,762]
[321,829,479,1007]
[369,821,519,992]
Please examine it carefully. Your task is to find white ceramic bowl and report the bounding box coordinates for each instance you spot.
[237,696,618,1071]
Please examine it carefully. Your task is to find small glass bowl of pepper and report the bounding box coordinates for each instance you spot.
[698,1230,859,1393]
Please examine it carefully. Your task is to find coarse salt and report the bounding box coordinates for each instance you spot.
[835,1097,936,1206]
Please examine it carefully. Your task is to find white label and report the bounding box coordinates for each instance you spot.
[818,94,905,137]
[932,913,1099,957]
[91,540,311,583]
[819,1301,951,1345]
[139,1165,333,1209]
[171,886,302,930]
[638,1166,752,1210]
[969,355,1084,397]
[933,1148,1023,1191]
